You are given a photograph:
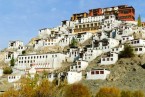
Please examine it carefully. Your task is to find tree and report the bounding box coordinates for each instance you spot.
[10,57,15,66]
[64,83,91,97]
[119,44,135,58]
[96,87,121,97]
[137,15,142,27]
[70,37,78,47]
[22,50,26,55]
[3,66,13,74]
[35,79,55,97]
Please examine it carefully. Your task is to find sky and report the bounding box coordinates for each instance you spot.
[0,0,145,49]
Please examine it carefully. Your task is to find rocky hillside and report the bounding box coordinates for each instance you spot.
[80,55,145,96]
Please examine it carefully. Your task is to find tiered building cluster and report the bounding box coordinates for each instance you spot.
[2,5,145,85]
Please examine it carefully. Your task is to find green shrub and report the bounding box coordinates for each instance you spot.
[3,67,13,74]
[10,57,15,66]
[119,44,135,58]
[22,50,26,55]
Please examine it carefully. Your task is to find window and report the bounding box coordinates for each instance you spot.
[139,48,142,51]
[111,58,113,61]
[137,40,139,43]
[103,58,105,61]
[96,71,99,74]
[79,66,81,68]
[100,71,104,74]
[91,71,94,75]
[107,58,109,61]
[78,62,81,65]
[135,48,138,51]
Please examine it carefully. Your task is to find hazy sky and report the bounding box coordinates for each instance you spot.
[0,0,145,49]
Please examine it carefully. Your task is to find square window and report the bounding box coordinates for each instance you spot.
[111,58,113,61]
[96,71,99,74]
[135,48,138,51]
[91,71,94,75]
[107,58,109,61]
[139,48,142,51]
[103,58,105,61]
[100,71,104,74]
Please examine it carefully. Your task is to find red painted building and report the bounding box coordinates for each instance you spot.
[88,5,135,21]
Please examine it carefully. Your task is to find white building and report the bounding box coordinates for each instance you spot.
[17,45,26,52]
[83,48,102,62]
[121,36,134,44]
[70,60,88,72]
[38,28,51,38]
[111,45,124,54]
[67,71,82,84]
[94,38,119,52]
[43,35,64,47]
[5,51,20,63]
[16,53,66,70]
[101,52,118,65]
[86,69,110,80]
[66,47,80,62]
[130,39,145,47]
[93,31,108,40]
[75,15,105,23]
[34,39,44,50]
[26,65,37,78]
[76,32,92,44]
[115,24,134,40]
[8,40,24,49]
[133,46,145,55]
[59,35,74,47]
[8,75,21,83]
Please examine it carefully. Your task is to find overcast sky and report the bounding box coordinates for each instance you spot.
[0,0,145,49]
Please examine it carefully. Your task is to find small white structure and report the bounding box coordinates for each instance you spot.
[94,38,119,52]
[67,71,82,84]
[93,31,108,40]
[70,60,88,72]
[86,69,110,80]
[8,40,24,49]
[133,46,145,55]
[17,45,26,52]
[121,36,134,44]
[66,47,80,62]
[83,48,102,61]
[38,28,51,38]
[130,39,145,47]
[27,65,37,78]
[5,51,20,63]
[8,75,21,83]
[76,32,92,44]
[34,39,44,50]
[111,45,124,54]
[59,35,74,47]
[101,52,118,65]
